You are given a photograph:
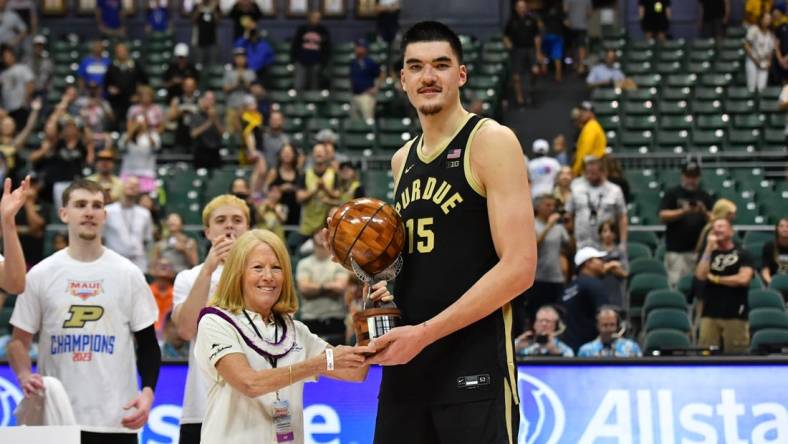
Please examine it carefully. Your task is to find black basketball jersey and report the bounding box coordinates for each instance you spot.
[382,114,519,406]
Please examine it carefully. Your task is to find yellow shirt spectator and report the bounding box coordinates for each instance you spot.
[572,118,607,176]
[745,0,773,25]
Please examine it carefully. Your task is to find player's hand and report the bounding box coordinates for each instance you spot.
[329,345,373,371]
[366,325,430,366]
[205,233,235,272]
[1,176,31,222]
[366,281,393,303]
[20,373,45,397]
[122,387,154,429]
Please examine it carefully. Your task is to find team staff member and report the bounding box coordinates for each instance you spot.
[171,194,250,444]
[366,22,537,444]
[7,179,160,444]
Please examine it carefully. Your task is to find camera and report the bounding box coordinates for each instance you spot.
[535,334,549,345]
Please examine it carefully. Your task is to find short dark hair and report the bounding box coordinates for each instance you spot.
[62,179,105,207]
[400,21,463,64]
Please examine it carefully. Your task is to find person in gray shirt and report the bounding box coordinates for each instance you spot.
[565,0,591,74]
[0,0,26,49]
[24,34,52,95]
[567,156,627,249]
[0,46,34,129]
[223,47,256,134]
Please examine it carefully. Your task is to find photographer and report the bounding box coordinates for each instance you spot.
[578,306,641,357]
[516,305,574,357]
[659,160,714,287]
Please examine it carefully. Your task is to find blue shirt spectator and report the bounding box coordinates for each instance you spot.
[561,247,610,351]
[97,0,123,31]
[350,52,381,95]
[78,45,111,88]
[147,1,170,32]
[587,49,626,88]
[578,337,642,357]
[234,35,275,73]
[515,305,574,358]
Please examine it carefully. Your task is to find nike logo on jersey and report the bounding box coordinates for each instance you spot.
[404,164,415,175]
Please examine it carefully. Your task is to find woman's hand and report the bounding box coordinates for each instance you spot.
[328,345,373,371]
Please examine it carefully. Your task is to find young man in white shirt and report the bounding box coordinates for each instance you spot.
[171,194,250,444]
[6,179,161,444]
[103,176,154,271]
[0,175,32,294]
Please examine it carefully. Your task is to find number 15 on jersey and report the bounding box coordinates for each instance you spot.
[405,218,434,254]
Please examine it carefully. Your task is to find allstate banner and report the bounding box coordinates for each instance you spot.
[1,363,787,443]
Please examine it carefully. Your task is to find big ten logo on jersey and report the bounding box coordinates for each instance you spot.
[67,279,104,300]
[394,177,464,216]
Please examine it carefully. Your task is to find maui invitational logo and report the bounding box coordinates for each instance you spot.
[518,372,566,444]
[0,376,23,426]
[67,280,104,300]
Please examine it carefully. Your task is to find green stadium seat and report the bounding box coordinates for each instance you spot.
[624,49,654,63]
[643,289,688,319]
[690,38,715,51]
[694,87,724,101]
[691,100,722,114]
[688,48,715,62]
[659,39,686,51]
[625,88,658,101]
[591,100,620,116]
[658,49,684,63]
[656,61,682,75]
[0,307,13,336]
[696,114,729,130]
[629,273,670,316]
[749,289,785,311]
[659,115,693,130]
[628,242,652,261]
[749,328,788,354]
[644,329,691,353]
[720,38,744,51]
[623,115,657,131]
[629,258,667,277]
[759,99,780,114]
[744,231,774,245]
[749,308,788,335]
[645,308,691,333]
[630,40,656,51]
[760,86,782,101]
[623,100,656,115]
[751,274,765,290]
[666,74,697,87]
[691,129,725,149]
[597,115,621,132]
[725,99,756,114]
[619,130,653,151]
[628,231,659,250]
[728,129,761,148]
[624,61,652,75]
[732,114,765,129]
[281,102,315,119]
[767,113,784,128]
[344,132,377,151]
[662,87,691,100]
[630,74,661,88]
[764,129,785,145]
[686,61,712,75]
[770,275,788,298]
[306,117,341,136]
[677,274,694,299]
[591,88,620,102]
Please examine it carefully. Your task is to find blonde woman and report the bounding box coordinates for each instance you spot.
[695,198,737,255]
[194,230,376,444]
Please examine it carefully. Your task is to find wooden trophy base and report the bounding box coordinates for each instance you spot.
[353,307,401,347]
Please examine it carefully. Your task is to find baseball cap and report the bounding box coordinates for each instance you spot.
[681,160,701,177]
[174,43,189,57]
[33,35,47,45]
[579,101,594,112]
[574,246,607,268]
[315,128,338,143]
[354,37,368,48]
[532,139,549,154]
[233,46,247,56]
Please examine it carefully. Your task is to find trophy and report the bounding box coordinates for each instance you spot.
[326,198,405,345]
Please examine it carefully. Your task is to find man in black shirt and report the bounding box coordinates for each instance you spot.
[696,218,754,354]
[699,0,730,39]
[189,91,223,170]
[561,246,610,351]
[191,0,220,69]
[104,42,148,130]
[290,11,331,91]
[503,0,542,106]
[761,217,788,288]
[659,161,714,287]
[168,76,200,152]
[639,0,671,41]
[228,0,262,40]
[164,44,198,101]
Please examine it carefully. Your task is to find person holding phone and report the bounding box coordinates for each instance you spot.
[515,305,573,357]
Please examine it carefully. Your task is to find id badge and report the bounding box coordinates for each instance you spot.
[272,399,295,443]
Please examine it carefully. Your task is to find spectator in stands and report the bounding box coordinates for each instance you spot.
[603,154,629,202]
[699,0,730,39]
[315,128,344,169]
[588,0,619,44]
[0,46,34,131]
[746,0,773,25]
[228,0,262,40]
[145,0,171,33]
[223,47,257,134]
[695,198,737,254]
[86,149,122,202]
[265,143,301,227]
[235,17,275,86]
[168,76,200,152]
[161,312,189,360]
[262,110,289,170]
[516,305,574,357]
[552,134,569,166]
[745,12,776,93]
[525,194,570,325]
[291,10,331,91]
[565,1,591,74]
[294,143,338,248]
[696,218,754,354]
[96,0,125,37]
[296,230,350,345]
[151,212,198,275]
[128,85,164,134]
[336,160,364,203]
[24,35,52,97]
[586,49,626,89]
[229,177,258,227]
[190,90,223,170]
[569,156,627,248]
[528,138,561,197]
[774,5,788,84]
[121,95,161,194]
[7,0,34,45]
[149,258,175,333]
[780,72,788,136]
[239,94,265,168]
[561,246,610,351]
[256,185,286,239]
[104,176,154,271]
[597,219,628,307]
[0,97,39,182]
[571,102,606,176]
[77,40,110,90]
[164,43,198,101]
[578,306,641,357]
[191,0,219,69]
[376,0,400,64]
[639,0,671,41]
[75,82,115,151]
[659,161,714,287]
[552,165,573,210]
[761,217,788,287]
[0,0,26,49]
[540,0,566,82]
[350,38,382,121]
[105,42,149,130]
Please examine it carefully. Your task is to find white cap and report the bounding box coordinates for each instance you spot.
[174,43,189,57]
[532,139,549,154]
[574,246,607,268]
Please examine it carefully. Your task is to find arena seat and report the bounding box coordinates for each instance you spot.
[627,242,652,261]
[749,308,788,336]
[748,289,785,312]
[644,329,691,353]
[643,289,688,319]
[645,308,691,334]
[749,328,788,354]
[628,258,667,277]
[629,273,670,318]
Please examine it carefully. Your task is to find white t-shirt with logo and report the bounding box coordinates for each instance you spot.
[10,248,158,433]
[528,155,562,198]
[194,309,328,444]
[172,262,224,424]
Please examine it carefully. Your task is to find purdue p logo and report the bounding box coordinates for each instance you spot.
[63,305,104,328]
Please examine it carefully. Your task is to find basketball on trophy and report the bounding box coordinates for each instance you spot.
[327,197,406,278]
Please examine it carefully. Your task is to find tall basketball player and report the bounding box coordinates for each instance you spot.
[7,179,161,444]
[366,22,537,444]
[170,194,250,444]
